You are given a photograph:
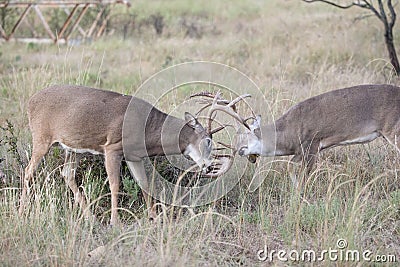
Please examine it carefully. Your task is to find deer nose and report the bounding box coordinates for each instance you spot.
[247,154,258,163]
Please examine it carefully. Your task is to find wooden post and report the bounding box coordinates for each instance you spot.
[65,4,89,41]
[33,5,56,41]
[7,4,32,40]
[57,4,79,42]
[87,5,106,38]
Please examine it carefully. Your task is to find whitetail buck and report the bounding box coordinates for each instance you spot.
[20,85,236,225]
[232,84,400,177]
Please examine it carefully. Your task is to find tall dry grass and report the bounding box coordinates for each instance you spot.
[0,0,399,265]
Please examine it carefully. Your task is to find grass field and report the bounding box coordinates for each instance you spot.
[0,0,399,265]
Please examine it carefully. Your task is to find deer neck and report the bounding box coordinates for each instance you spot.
[260,121,294,157]
[145,110,188,157]
[123,99,189,160]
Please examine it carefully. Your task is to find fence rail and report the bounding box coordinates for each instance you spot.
[0,0,131,43]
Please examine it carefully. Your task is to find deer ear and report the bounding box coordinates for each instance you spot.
[250,115,261,133]
[184,112,198,128]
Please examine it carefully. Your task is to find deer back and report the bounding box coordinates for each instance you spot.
[28,85,131,154]
[275,84,400,152]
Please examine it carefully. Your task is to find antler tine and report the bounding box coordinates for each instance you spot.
[194,103,212,116]
[191,91,230,118]
[208,102,252,131]
[247,107,257,120]
[227,94,251,108]
[244,116,256,124]
[217,141,235,150]
[190,91,219,99]
[206,92,222,134]
[227,94,257,120]
[190,92,230,105]
[191,91,253,133]
[213,94,253,131]
[209,125,225,135]
[202,154,234,178]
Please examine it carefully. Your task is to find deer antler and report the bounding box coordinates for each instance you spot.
[190,91,230,105]
[202,154,234,178]
[190,91,253,134]
[190,91,253,178]
[190,92,230,117]
[206,93,252,132]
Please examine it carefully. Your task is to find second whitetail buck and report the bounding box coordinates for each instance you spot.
[20,85,234,225]
[234,84,400,178]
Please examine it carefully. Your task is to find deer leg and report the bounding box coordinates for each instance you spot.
[289,154,302,188]
[289,141,319,188]
[303,141,319,172]
[104,149,123,226]
[19,139,51,214]
[126,160,157,220]
[61,151,92,219]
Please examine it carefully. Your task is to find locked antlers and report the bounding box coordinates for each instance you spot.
[190,91,254,177]
[190,91,254,136]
